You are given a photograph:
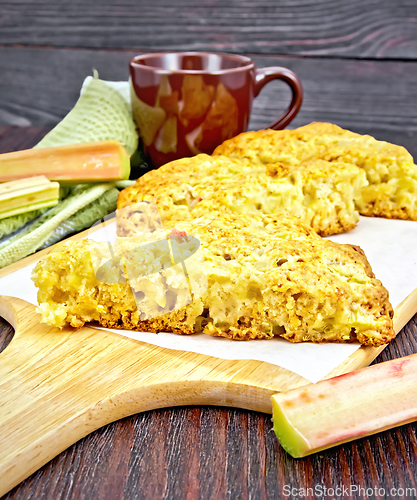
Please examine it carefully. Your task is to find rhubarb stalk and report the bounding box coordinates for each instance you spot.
[271,353,417,457]
[0,140,131,183]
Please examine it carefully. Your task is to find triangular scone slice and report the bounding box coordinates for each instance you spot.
[213,122,417,221]
[32,213,394,347]
[116,154,366,237]
[190,160,366,237]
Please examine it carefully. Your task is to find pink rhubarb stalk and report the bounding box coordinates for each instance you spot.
[272,352,417,457]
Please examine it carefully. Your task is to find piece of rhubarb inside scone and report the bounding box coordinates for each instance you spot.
[32,213,394,347]
[116,154,366,238]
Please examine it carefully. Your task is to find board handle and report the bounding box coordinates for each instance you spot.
[0,295,304,496]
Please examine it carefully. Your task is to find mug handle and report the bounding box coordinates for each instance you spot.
[254,67,303,130]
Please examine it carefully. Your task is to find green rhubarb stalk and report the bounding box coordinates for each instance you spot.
[0,183,114,269]
[0,176,49,194]
[0,185,88,248]
[271,353,417,458]
[0,186,71,240]
[0,176,60,219]
[114,180,136,189]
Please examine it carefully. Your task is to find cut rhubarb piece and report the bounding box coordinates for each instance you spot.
[0,140,130,183]
[0,176,60,219]
[271,353,417,458]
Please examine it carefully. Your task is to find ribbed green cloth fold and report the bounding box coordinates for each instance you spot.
[35,76,138,155]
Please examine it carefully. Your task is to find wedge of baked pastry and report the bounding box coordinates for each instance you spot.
[117,154,366,237]
[213,122,417,220]
[32,213,394,346]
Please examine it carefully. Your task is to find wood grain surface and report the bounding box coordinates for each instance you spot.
[0,126,417,499]
[1,0,417,59]
[0,312,417,499]
[1,48,417,158]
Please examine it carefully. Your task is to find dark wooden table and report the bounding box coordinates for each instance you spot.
[1,1,417,498]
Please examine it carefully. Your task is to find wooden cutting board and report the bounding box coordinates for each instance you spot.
[0,224,416,496]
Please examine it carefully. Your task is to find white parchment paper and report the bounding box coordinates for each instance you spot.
[1,216,416,383]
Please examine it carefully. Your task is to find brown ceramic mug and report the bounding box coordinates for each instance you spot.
[129,52,303,167]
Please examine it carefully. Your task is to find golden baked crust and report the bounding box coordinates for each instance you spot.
[117,153,366,237]
[213,122,417,220]
[32,213,394,346]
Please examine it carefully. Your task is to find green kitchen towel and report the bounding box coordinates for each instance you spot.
[34,74,138,154]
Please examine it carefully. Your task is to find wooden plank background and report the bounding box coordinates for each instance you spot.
[1,0,417,58]
[1,0,417,157]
